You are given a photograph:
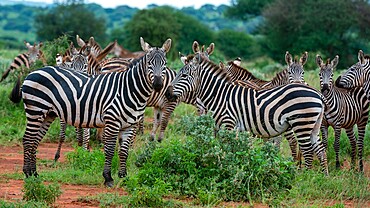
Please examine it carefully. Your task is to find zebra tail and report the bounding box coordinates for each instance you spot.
[9,76,22,103]
[0,67,11,82]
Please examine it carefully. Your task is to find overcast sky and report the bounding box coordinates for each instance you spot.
[20,0,231,9]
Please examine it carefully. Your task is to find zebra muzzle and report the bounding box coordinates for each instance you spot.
[153,75,163,92]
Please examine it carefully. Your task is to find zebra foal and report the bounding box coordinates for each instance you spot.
[166,53,328,174]
[10,37,172,187]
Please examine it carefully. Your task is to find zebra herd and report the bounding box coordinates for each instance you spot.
[2,36,369,187]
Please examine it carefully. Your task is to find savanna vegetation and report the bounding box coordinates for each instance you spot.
[0,0,370,207]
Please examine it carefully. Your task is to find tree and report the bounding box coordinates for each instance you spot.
[34,0,107,45]
[215,29,258,60]
[121,6,214,60]
[260,0,366,68]
[225,0,274,20]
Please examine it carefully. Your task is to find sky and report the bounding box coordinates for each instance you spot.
[20,0,231,9]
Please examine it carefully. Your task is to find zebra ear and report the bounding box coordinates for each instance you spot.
[358,50,365,64]
[206,43,215,56]
[140,37,151,52]
[219,61,225,69]
[233,57,242,66]
[162,38,172,53]
[316,54,323,67]
[285,51,293,65]
[331,55,339,69]
[192,41,200,53]
[76,34,86,47]
[300,51,308,65]
[24,40,32,49]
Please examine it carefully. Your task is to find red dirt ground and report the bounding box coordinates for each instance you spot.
[0,142,369,207]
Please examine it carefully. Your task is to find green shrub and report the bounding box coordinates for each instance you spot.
[22,176,62,205]
[66,146,118,175]
[129,114,296,205]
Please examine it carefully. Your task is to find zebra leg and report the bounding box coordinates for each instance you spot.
[357,124,366,172]
[158,101,178,142]
[82,128,90,150]
[333,126,342,169]
[76,128,84,146]
[137,115,144,135]
[23,116,54,177]
[321,123,329,150]
[150,107,162,141]
[285,130,299,162]
[118,126,137,178]
[345,128,357,170]
[102,125,120,187]
[54,120,67,162]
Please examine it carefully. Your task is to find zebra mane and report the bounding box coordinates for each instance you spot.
[126,54,144,69]
[227,60,260,80]
[200,58,231,82]
[364,55,370,59]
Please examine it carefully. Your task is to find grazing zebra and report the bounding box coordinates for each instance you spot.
[10,37,172,187]
[111,42,145,59]
[1,41,46,82]
[166,53,328,174]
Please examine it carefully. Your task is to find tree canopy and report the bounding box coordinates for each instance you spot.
[34,0,107,45]
[120,6,214,60]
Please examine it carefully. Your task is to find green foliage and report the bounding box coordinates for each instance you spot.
[0,200,49,208]
[121,6,214,60]
[261,0,369,68]
[39,35,71,66]
[66,146,118,175]
[22,176,62,205]
[215,29,259,59]
[128,114,296,205]
[34,1,107,45]
[225,0,274,19]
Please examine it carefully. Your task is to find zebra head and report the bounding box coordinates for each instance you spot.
[24,40,43,64]
[316,54,339,94]
[285,51,307,84]
[166,54,201,102]
[336,50,370,89]
[140,37,172,92]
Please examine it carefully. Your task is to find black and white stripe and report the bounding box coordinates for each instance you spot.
[11,37,172,187]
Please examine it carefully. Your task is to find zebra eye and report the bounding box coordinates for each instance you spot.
[181,73,188,78]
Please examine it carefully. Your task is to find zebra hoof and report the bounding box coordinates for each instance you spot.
[54,154,60,162]
[118,170,127,178]
[104,180,114,188]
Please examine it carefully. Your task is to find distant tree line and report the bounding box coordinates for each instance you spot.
[3,0,370,67]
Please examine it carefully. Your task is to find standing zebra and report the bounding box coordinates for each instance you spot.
[1,41,46,82]
[166,53,328,174]
[335,50,370,172]
[10,37,172,187]
[220,52,308,163]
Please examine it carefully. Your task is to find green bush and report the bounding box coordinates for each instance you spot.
[22,176,62,205]
[66,146,118,175]
[128,114,296,205]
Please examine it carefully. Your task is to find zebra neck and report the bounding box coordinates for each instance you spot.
[122,56,152,100]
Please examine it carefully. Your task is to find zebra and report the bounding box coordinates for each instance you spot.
[334,50,370,172]
[1,41,46,82]
[220,52,308,163]
[10,37,172,187]
[166,52,328,174]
